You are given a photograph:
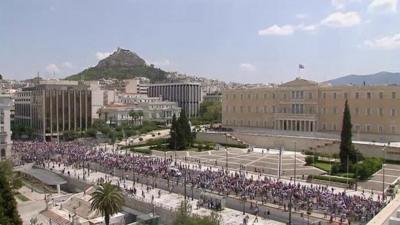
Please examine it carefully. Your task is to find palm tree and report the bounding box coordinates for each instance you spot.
[90,182,125,225]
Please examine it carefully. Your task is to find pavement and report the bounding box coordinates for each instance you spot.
[17,186,47,225]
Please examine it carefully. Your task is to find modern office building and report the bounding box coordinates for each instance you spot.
[0,95,12,160]
[146,83,201,117]
[222,77,400,140]
[14,80,92,140]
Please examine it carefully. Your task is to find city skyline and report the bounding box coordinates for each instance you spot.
[1,0,399,83]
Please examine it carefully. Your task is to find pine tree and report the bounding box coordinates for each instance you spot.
[0,164,22,225]
[177,110,192,149]
[169,114,178,149]
[339,100,358,171]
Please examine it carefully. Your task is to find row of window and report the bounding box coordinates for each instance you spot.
[321,107,397,117]
[225,105,398,116]
[225,91,398,100]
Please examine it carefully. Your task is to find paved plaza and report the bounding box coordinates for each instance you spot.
[156,147,324,178]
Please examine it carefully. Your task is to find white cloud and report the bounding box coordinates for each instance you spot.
[320,11,361,27]
[258,25,295,36]
[239,63,256,72]
[96,52,111,60]
[45,64,60,74]
[62,61,73,69]
[364,33,400,50]
[368,0,398,13]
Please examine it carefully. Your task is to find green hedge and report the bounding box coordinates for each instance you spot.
[130,148,151,155]
[220,143,248,149]
[309,175,355,185]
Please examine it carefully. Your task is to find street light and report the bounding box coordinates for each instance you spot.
[382,142,390,203]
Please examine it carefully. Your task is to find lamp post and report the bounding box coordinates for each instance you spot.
[382,142,389,203]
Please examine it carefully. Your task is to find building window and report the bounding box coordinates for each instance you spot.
[233,94,236,99]
[247,94,251,99]
[333,93,337,99]
[392,109,396,117]
[264,106,267,113]
[355,92,359,99]
[367,108,371,116]
[355,108,359,115]
[292,91,295,99]
[232,106,236,112]
[323,93,326,99]
[333,107,337,114]
[240,94,243,100]
[272,93,275,99]
[240,106,243,113]
[379,92,383,99]
[392,126,396,134]
[392,92,396,99]
[308,93,312,99]
[248,106,251,112]
[255,94,258,100]
[366,125,371,132]
[367,92,371,99]
[256,106,259,113]
[379,108,384,116]
[272,106,276,113]
[264,93,267,99]
[379,126,383,133]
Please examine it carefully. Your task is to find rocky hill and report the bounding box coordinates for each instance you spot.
[326,71,400,86]
[65,48,168,82]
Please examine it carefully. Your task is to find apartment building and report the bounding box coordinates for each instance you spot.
[222,78,400,139]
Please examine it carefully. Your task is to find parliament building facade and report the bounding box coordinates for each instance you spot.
[222,78,400,139]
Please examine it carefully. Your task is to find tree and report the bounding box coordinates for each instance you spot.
[129,110,137,126]
[173,201,220,225]
[169,114,178,149]
[0,161,22,191]
[90,182,124,225]
[0,162,22,225]
[177,109,192,150]
[339,100,360,171]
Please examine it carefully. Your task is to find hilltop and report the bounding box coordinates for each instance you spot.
[65,48,168,82]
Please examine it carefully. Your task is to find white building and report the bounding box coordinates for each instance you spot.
[100,94,181,125]
[0,94,12,160]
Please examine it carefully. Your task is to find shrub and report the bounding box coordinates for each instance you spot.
[354,157,383,180]
[305,156,314,165]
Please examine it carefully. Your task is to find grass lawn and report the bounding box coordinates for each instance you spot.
[15,193,29,202]
[312,161,332,172]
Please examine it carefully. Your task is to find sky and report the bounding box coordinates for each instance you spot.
[0,0,399,83]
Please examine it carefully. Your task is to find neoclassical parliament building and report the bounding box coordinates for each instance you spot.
[222,78,400,139]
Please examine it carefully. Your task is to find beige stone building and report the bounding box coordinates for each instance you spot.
[222,78,400,140]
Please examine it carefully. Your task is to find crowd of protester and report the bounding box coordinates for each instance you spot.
[13,140,384,222]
